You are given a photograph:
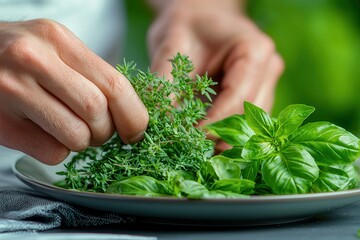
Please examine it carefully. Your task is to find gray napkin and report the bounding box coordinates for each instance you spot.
[0,147,134,233]
[0,187,134,233]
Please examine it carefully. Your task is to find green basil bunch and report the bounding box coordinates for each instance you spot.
[206,102,360,195]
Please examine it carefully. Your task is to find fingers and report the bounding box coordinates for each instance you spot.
[55,35,149,144]
[18,80,92,152]
[0,19,149,166]
[202,41,284,126]
[252,53,284,112]
[0,114,69,165]
[32,58,115,146]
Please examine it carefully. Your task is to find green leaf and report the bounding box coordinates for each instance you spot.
[173,176,250,199]
[211,179,255,195]
[242,135,276,160]
[209,155,242,180]
[262,145,319,194]
[106,176,172,197]
[290,122,360,164]
[205,114,254,146]
[197,161,218,187]
[254,182,273,195]
[221,146,243,159]
[275,104,315,138]
[244,101,275,137]
[242,160,260,181]
[312,164,359,192]
[175,178,210,199]
[221,146,259,181]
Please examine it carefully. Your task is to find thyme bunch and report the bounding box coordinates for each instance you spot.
[59,53,216,192]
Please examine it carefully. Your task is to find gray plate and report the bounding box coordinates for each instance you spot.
[13,155,360,226]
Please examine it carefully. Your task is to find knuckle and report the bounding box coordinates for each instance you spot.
[66,122,90,151]
[83,90,108,121]
[32,18,66,36]
[258,35,276,55]
[30,18,68,44]
[5,38,37,63]
[106,71,129,97]
[233,35,276,64]
[272,54,285,76]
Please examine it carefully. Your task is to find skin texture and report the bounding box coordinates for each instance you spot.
[0,20,149,165]
[148,0,284,151]
[0,0,284,163]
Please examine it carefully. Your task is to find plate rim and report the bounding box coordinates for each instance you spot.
[13,156,360,204]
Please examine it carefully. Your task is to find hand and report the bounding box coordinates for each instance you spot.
[148,0,284,122]
[0,19,149,165]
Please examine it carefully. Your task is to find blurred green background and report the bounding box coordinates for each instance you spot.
[122,0,360,136]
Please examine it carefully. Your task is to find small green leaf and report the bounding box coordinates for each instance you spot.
[107,176,172,197]
[221,146,259,181]
[262,145,319,194]
[205,114,254,146]
[275,104,315,138]
[211,179,255,195]
[221,146,243,159]
[244,101,275,137]
[290,122,360,164]
[175,178,210,199]
[312,164,359,192]
[209,155,242,180]
[242,160,260,181]
[242,135,276,160]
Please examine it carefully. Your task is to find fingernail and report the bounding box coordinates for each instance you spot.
[124,131,145,144]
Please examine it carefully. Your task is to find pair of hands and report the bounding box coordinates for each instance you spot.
[0,0,283,165]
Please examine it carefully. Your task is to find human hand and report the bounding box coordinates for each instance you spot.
[0,19,149,165]
[147,0,284,151]
[148,0,284,119]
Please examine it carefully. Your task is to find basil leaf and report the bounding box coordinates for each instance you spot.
[197,161,217,187]
[244,101,275,137]
[242,159,260,181]
[209,155,242,180]
[197,155,242,189]
[211,179,255,195]
[290,122,360,164]
[254,182,273,195]
[175,178,210,199]
[175,177,250,199]
[107,176,172,196]
[312,164,359,192]
[221,147,259,180]
[205,114,254,146]
[275,104,315,137]
[242,135,276,160]
[262,145,319,194]
[221,146,243,159]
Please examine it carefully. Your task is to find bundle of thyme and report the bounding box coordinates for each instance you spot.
[59,53,216,192]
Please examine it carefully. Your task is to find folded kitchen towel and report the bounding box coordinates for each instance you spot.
[0,147,134,233]
[0,187,134,233]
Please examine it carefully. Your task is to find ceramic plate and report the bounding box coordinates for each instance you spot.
[13,155,360,226]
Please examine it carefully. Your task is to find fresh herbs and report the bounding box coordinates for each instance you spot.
[58,53,216,193]
[206,102,360,195]
[58,54,360,198]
